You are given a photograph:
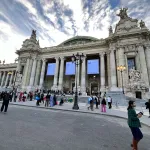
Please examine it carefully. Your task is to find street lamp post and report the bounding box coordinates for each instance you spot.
[71,53,85,110]
[117,65,126,94]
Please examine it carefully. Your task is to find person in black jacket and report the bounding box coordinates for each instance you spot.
[1,92,10,113]
[145,99,150,118]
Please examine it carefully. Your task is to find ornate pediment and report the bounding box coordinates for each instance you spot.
[58,36,99,46]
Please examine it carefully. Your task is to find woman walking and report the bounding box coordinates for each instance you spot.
[101,97,106,112]
[127,100,143,150]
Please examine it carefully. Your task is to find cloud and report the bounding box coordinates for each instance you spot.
[120,0,129,6]
[0,0,150,63]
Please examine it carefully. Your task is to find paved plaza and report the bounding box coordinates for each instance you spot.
[0,105,150,150]
[7,100,150,127]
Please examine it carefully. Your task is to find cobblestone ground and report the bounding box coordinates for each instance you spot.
[0,105,150,150]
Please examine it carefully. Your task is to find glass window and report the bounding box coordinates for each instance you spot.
[127,58,136,71]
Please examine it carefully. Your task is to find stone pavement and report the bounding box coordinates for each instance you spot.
[4,100,150,127]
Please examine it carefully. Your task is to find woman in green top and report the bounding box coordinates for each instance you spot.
[127,100,143,150]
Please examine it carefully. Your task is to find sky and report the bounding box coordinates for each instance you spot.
[0,0,150,63]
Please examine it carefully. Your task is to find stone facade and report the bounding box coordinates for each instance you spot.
[1,8,150,99]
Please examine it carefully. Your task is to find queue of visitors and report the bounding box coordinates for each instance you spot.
[87,94,112,113]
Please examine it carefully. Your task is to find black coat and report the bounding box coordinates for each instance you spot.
[101,98,106,105]
[145,102,150,109]
[3,93,10,104]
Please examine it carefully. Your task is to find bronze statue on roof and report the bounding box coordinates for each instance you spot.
[117,8,128,19]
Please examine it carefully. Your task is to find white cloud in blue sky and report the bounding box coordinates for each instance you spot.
[0,0,150,63]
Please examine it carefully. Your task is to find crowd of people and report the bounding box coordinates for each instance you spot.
[87,95,112,112]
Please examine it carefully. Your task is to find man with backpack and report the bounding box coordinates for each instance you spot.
[87,96,94,111]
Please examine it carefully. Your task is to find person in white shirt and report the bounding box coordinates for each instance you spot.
[107,96,112,109]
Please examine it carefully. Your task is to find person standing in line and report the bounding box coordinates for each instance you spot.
[145,99,150,118]
[1,92,10,113]
[53,94,57,105]
[29,92,33,101]
[87,96,94,111]
[95,95,99,109]
[40,93,44,104]
[127,100,143,150]
[107,96,112,109]
[101,97,106,112]
[36,93,40,106]
[50,94,54,107]
[45,93,50,107]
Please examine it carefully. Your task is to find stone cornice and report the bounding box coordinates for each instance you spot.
[0,63,17,69]
[107,29,150,43]
[16,49,40,55]
[40,39,107,53]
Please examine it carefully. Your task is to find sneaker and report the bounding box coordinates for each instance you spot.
[148,116,150,118]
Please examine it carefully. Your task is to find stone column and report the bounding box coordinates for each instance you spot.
[76,60,80,87]
[39,59,47,88]
[16,58,21,72]
[58,56,65,90]
[81,55,86,95]
[52,57,59,90]
[1,72,6,87]
[100,52,105,91]
[26,59,33,86]
[34,60,41,86]
[110,49,117,90]
[29,57,37,87]
[9,71,14,86]
[22,58,30,89]
[5,72,9,87]
[145,45,150,85]
[0,71,2,86]
[107,52,111,88]
[138,45,149,86]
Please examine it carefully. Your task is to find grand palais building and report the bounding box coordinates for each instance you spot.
[0,8,150,99]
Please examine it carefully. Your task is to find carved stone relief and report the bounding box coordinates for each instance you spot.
[127,69,148,91]
[20,58,27,63]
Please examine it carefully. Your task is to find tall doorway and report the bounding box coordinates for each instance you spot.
[91,83,98,95]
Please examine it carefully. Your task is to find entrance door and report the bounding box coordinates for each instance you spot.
[136,91,142,99]
[91,83,98,95]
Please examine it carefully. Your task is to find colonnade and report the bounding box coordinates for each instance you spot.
[0,70,16,87]
[18,49,118,93]
[1,45,149,94]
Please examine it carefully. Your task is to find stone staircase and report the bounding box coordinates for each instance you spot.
[106,91,127,106]
[56,95,89,103]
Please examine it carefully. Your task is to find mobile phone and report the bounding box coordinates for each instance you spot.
[139,112,143,115]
